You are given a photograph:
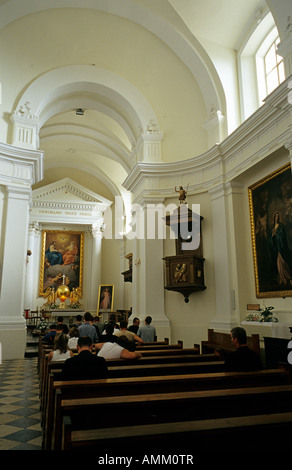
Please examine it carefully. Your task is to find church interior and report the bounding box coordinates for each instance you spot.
[1,0,292,454]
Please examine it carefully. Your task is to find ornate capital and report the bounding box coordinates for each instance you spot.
[10,103,40,149]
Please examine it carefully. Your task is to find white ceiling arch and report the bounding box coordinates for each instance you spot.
[40,128,131,174]
[39,94,136,149]
[14,65,161,139]
[4,0,226,124]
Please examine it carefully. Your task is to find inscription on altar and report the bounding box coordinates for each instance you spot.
[38,209,91,216]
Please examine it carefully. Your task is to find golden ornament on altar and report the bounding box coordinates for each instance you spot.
[56,284,70,307]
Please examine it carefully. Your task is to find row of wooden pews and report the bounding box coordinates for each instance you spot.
[37,333,292,452]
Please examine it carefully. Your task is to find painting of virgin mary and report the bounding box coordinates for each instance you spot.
[249,163,292,297]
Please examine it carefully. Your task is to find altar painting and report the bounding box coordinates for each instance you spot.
[39,230,84,296]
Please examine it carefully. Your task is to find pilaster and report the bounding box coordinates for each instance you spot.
[130,120,164,166]
[129,196,171,340]
[203,107,226,147]
[208,182,240,331]
[10,103,40,150]
[0,143,43,359]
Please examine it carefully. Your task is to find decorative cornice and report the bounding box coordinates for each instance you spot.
[0,142,43,186]
[32,177,112,205]
[30,177,112,226]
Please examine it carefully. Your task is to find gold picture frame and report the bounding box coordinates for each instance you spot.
[248,163,292,298]
[39,230,84,296]
[97,284,114,312]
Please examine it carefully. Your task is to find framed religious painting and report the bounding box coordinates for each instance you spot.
[39,230,84,296]
[248,163,292,298]
[97,284,114,312]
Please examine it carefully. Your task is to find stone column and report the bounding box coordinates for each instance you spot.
[0,142,43,359]
[24,222,41,310]
[0,185,32,359]
[85,225,103,311]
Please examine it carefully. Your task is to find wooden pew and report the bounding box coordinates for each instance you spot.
[46,367,290,449]
[40,351,220,425]
[139,338,169,345]
[107,361,225,378]
[59,383,292,450]
[41,357,224,446]
[40,352,221,447]
[201,328,260,355]
[62,409,292,450]
[136,340,183,350]
[133,347,199,356]
[105,352,218,366]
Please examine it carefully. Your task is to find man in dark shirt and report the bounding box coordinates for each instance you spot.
[224,327,262,372]
[61,336,108,380]
[128,317,140,335]
[57,316,69,334]
[42,324,57,345]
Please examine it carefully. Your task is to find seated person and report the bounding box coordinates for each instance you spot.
[61,336,108,380]
[128,317,140,334]
[114,320,144,346]
[42,323,57,345]
[67,326,79,350]
[223,327,262,372]
[57,315,69,335]
[48,333,74,362]
[96,335,142,360]
[100,323,118,343]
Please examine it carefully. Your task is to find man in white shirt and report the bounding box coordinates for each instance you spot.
[96,336,142,360]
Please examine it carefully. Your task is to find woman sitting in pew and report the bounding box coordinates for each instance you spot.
[68,326,79,350]
[96,335,142,360]
[48,332,74,362]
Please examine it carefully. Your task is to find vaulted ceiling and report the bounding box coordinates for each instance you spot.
[0,0,270,203]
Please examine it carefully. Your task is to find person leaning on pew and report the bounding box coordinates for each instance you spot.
[61,336,108,381]
[220,327,262,372]
[95,335,142,360]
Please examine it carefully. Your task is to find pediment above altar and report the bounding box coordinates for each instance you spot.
[31,178,112,225]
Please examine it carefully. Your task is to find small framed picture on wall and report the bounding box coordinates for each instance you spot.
[97,284,114,312]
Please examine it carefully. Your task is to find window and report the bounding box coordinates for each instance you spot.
[238,12,285,121]
[264,36,285,94]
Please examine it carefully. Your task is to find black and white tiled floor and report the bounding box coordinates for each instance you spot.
[0,357,42,450]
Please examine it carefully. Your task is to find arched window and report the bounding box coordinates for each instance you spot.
[238,12,285,121]
[256,28,285,105]
[264,36,285,94]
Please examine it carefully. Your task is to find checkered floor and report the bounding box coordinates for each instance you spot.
[0,357,42,450]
